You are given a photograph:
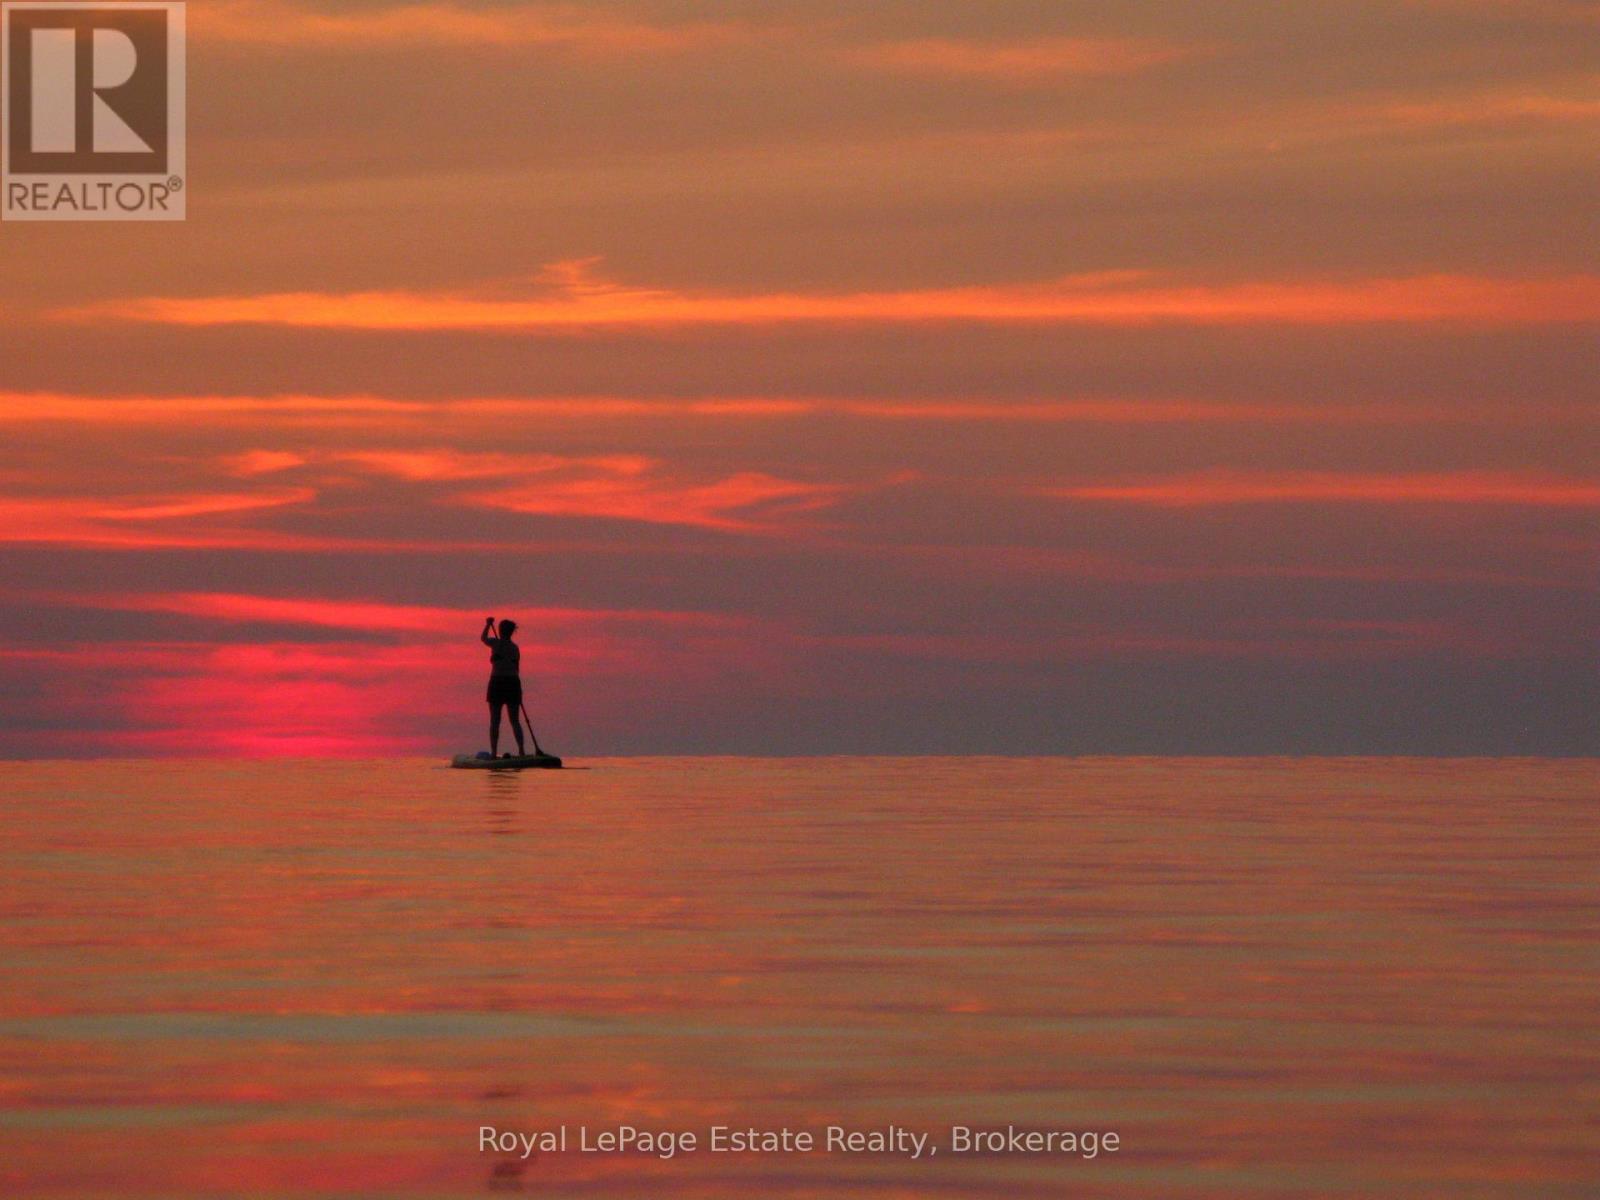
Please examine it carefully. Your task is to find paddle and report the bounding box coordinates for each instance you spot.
[518,700,546,757]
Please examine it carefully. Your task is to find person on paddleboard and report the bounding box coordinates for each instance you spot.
[481,617,526,757]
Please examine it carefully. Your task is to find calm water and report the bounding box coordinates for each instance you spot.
[1,757,1595,1199]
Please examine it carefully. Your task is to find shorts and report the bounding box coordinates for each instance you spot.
[486,676,523,706]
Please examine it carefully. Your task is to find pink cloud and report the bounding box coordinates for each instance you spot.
[67,592,744,637]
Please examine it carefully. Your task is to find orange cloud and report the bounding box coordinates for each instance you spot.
[335,448,653,482]
[0,393,438,427]
[61,261,1600,331]
[0,489,316,547]
[0,484,537,553]
[469,469,844,532]
[1049,471,1600,507]
[100,489,318,521]
[0,444,844,549]
[0,392,823,427]
[4,391,1517,430]
[331,449,844,531]
[195,1,744,54]
[848,36,1200,80]
[1382,89,1600,129]
[223,449,309,476]
[834,398,1474,426]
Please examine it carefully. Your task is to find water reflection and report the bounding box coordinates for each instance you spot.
[0,757,1594,1199]
[471,770,525,836]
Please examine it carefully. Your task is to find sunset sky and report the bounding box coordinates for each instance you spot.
[0,0,1595,756]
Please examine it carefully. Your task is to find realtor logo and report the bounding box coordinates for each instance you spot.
[2,1,184,220]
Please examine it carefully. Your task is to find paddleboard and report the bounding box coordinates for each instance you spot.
[451,752,563,770]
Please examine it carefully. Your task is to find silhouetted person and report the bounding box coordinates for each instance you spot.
[481,616,525,757]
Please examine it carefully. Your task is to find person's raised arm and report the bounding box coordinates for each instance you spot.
[481,616,496,646]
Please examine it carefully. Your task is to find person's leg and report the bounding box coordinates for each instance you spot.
[489,701,502,755]
[511,699,526,755]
